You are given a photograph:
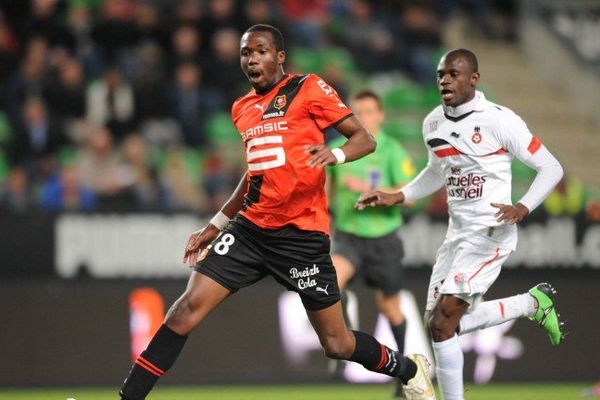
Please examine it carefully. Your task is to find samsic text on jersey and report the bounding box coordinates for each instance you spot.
[231,74,352,235]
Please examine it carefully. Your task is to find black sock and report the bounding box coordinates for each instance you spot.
[390,321,406,355]
[349,330,416,384]
[119,324,188,400]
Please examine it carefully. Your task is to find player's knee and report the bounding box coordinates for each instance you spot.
[321,333,354,360]
[165,292,200,325]
[427,312,454,342]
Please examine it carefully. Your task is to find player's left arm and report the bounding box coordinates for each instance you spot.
[304,76,375,168]
[306,115,376,168]
[492,113,564,224]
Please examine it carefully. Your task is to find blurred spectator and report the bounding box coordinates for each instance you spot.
[21,0,75,50]
[167,62,223,146]
[159,148,206,212]
[341,0,401,73]
[134,1,169,50]
[9,97,64,167]
[395,3,442,84]
[172,0,204,28]
[203,28,244,106]
[3,36,49,118]
[0,165,32,214]
[279,0,329,48]
[43,57,86,122]
[242,0,283,29]
[92,0,139,63]
[169,24,203,72]
[0,17,19,88]
[66,4,103,77]
[121,134,166,210]
[39,164,96,213]
[200,0,244,42]
[86,66,136,140]
[75,126,134,210]
[202,149,239,213]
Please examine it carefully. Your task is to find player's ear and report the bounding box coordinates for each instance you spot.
[470,71,480,87]
[277,50,286,65]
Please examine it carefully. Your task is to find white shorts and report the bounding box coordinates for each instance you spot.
[425,238,512,311]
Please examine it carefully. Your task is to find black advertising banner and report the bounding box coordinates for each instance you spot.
[0,270,598,387]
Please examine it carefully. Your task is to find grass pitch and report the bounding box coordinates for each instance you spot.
[0,383,589,400]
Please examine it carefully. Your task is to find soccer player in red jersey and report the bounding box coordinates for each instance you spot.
[119,25,435,400]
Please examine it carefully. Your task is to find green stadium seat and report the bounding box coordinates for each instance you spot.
[0,150,8,182]
[204,112,239,145]
[318,47,356,76]
[289,47,322,74]
[0,111,13,144]
[382,83,427,109]
[382,118,423,144]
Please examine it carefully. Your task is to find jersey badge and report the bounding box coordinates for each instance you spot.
[471,126,482,144]
[274,95,286,110]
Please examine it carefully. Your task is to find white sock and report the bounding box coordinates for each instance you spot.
[458,293,536,335]
[432,334,464,400]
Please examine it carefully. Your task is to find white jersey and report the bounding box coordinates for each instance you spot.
[421,92,542,250]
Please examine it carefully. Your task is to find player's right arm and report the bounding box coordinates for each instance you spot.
[356,149,445,210]
[183,171,248,267]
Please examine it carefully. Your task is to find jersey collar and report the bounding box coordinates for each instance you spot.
[442,90,487,120]
[254,74,290,96]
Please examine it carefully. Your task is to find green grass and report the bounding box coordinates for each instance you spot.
[0,383,590,400]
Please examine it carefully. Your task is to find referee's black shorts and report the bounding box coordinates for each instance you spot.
[331,229,405,296]
[195,216,340,310]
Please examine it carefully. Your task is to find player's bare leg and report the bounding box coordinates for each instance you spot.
[332,254,356,290]
[119,272,231,400]
[428,295,469,400]
[307,301,435,399]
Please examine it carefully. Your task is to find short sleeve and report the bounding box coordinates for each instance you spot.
[497,110,542,162]
[305,75,353,130]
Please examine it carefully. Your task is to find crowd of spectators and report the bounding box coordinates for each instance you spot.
[0,0,447,215]
[2,0,594,220]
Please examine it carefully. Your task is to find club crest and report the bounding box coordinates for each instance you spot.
[472,126,482,144]
[274,95,287,110]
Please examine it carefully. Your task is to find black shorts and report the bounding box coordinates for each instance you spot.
[195,216,341,310]
[331,229,404,296]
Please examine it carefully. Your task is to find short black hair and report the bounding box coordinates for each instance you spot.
[245,24,284,51]
[351,89,383,110]
[445,48,479,72]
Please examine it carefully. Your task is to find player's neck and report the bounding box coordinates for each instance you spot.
[443,91,481,118]
[255,73,288,95]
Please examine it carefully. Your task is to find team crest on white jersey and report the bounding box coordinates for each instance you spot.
[472,126,482,144]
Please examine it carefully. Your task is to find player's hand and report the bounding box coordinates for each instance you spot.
[491,202,529,225]
[305,144,337,168]
[355,190,405,210]
[183,224,220,267]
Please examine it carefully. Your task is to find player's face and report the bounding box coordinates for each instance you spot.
[436,55,480,107]
[351,97,384,136]
[240,31,286,91]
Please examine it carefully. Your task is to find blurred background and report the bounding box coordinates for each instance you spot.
[0,0,598,391]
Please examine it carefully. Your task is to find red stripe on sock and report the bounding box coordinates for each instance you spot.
[136,356,164,377]
[375,344,388,371]
[499,301,505,318]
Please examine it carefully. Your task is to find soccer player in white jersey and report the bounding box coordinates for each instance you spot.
[356,49,566,400]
